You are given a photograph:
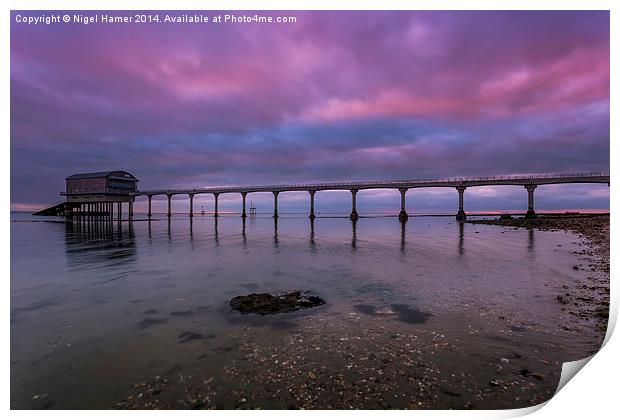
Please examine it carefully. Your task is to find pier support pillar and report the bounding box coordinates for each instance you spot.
[167,194,172,218]
[147,195,152,218]
[350,189,359,221]
[398,188,409,221]
[456,186,467,221]
[214,193,219,217]
[241,192,247,218]
[129,201,133,220]
[273,191,279,218]
[309,190,316,219]
[189,193,194,218]
[117,202,122,221]
[525,185,537,219]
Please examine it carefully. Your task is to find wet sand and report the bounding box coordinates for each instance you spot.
[114,312,564,410]
[112,215,610,410]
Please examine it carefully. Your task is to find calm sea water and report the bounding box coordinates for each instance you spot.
[10,212,600,409]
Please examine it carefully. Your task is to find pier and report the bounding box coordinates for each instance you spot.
[35,171,609,221]
[133,172,609,221]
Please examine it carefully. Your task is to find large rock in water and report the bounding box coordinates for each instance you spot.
[230,291,325,315]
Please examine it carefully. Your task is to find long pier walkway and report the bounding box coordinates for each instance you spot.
[132,172,609,221]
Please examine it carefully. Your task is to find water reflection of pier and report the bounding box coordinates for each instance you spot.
[64,218,136,267]
[459,222,464,256]
[79,215,537,257]
[212,216,411,251]
[147,216,455,253]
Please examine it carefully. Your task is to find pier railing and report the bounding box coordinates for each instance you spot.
[135,172,609,196]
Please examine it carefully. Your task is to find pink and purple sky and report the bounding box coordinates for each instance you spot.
[10,11,609,214]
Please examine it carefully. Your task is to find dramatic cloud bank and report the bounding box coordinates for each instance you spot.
[11,11,609,213]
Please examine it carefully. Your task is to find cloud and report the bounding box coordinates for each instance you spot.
[10,11,609,211]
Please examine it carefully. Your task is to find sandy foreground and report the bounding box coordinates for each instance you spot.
[113,215,610,410]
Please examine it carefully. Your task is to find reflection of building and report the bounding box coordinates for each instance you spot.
[64,171,138,203]
[64,220,136,267]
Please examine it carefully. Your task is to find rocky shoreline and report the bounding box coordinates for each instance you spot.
[468,214,610,340]
[115,308,564,410]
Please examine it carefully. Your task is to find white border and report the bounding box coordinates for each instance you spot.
[4,1,617,419]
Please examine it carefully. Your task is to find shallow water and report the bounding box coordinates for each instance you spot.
[10,212,601,409]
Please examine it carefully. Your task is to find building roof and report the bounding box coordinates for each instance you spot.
[66,171,139,181]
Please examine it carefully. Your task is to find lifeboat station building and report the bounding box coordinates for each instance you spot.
[62,170,138,217]
[32,170,139,218]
